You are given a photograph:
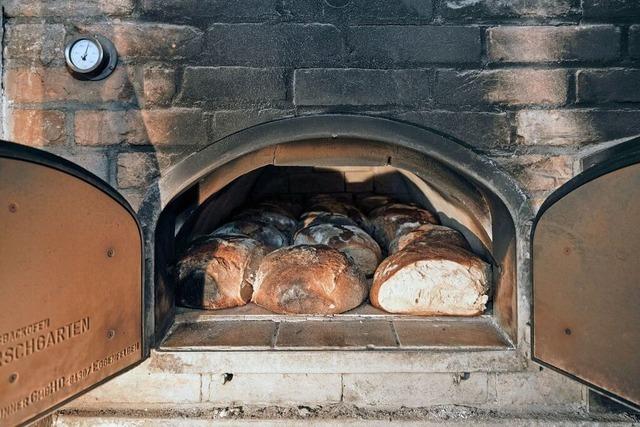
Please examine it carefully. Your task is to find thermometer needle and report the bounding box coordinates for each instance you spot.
[81,41,89,61]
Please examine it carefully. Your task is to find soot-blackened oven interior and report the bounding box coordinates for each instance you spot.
[154,135,517,351]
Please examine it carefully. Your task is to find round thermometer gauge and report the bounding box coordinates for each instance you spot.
[64,35,118,81]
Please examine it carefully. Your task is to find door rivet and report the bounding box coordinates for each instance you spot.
[8,203,17,213]
[107,248,115,258]
[564,328,572,335]
[8,373,18,383]
[107,329,116,340]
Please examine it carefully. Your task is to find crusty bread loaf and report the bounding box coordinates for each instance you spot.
[293,223,382,276]
[300,211,359,229]
[256,199,303,218]
[307,199,372,233]
[369,203,439,248]
[177,235,268,310]
[388,223,470,254]
[212,220,289,249]
[355,194,395,214]
[370,242,490,316]
[252,245,368,314]
[234,208,298,236]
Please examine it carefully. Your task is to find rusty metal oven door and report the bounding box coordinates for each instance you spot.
[532,137,640,410]
[0,141,145,426]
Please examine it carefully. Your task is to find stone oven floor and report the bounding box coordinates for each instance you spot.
[159,304,512,351]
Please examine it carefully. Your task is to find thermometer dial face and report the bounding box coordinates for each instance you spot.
[68,38,103,72]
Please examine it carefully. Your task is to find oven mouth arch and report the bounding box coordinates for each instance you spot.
[144,114,532,351]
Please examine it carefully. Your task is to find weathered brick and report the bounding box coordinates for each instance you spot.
[117,152,160,189]
[631,25,640,59]
[141,0,281,22]
[435,69,568,106]
[75,110,147,146]
[54,149,110,182]
[3,0,134,17]
[211,109,295,141]
[388,111,511,150]
[79,108,205,146]
[439,0,578,20]
[576,69,640,103]
[79,23,202,60]
[5,67,134,104]
[487,26,620,62]
[8,109,66,147]
[205,24,343,66]
[583,0,640,20]
[143,67,176,107]
[141,108,207,145]
[343,373,488,408]
[284,0,434,23]
[179,67,287,103]
[347,26,481,65]
[294,69,431,106]
[496,155,575,193]
[4,24,66,65]
[206,373,342,405]
[516,109,640,145]
[491,369,584,409]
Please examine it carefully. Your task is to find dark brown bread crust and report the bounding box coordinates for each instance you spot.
[234,208,298,236]
[299,211,359,229]
[307,199,372,233]
[370,242,489,314]
[369,203,440,248]
[293,223,382,276]
[355,194,395,214]
[388,223,470,254]
[177,235,267,310]
[252,245,368,314]
[212,220,289,249]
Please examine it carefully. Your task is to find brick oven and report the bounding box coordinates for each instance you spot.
[1,0,639,425]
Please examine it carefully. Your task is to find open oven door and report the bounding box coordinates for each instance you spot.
[0,141,146,426]
[532,137,640,410]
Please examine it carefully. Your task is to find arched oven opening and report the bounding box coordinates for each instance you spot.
[151,116,520,351]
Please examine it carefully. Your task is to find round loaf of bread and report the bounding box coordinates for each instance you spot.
[370,242,491,316]
[177,235,268,310]
[293,224,382,276]
[388,223,470,254]
[252,245,368,314]
[307,199,371,233]
[212,220,289,249]
[369,203,439,248]
[256,199,303,218]
[234,208,298,236]
[300,211,359,229]
[355,194,395,214]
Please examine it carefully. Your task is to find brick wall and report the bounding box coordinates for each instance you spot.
[2,0,640,211]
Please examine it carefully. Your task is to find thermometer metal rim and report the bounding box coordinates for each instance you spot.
[64,35,105,74]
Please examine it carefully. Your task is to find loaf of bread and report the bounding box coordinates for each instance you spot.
[212,220,289,250]
[177,235,268,310]
[307,199,371,233]
[252,245,368,314]
[370,242,490,316]
[293,223,382,276]
[234,208,298,236]
[388,223,470,254]
[369,203,439,248]
[300,211,359,229]
[355,194,395,214]
[256,199,303,218]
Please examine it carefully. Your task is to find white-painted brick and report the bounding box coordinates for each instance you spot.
[68,360,202,406]
[206,373,342,405]
[342,373,488,408]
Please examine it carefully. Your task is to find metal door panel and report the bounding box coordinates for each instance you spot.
[0,142,144,426]
[532,143,640,409]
